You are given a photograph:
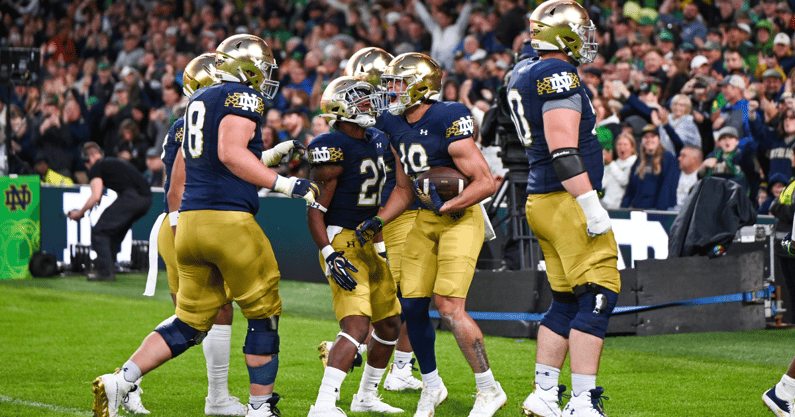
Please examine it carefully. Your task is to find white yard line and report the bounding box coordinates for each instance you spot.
[0,395,91,416]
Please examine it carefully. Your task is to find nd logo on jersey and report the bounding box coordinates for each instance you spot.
[538,72,581,94]
[225,92,265,116]
[310,146,344,163]
[5,184,32,211]
[446,115,475,138]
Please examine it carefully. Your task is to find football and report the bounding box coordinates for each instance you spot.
[416,167,469,201]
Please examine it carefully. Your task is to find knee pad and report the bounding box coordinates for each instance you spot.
[243,317,280,355]
[570,284,618,339]
[154,317,207,358]
[540,291,579,338]
[371,329,398,346]
[247,354,278,385]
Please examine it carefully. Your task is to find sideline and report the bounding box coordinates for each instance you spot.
[0,394,91,416]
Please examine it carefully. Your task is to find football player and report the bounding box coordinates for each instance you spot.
[505,1,620,416]
[305,76,411,416]
[316,47,424,392]
[356,52,506,417]
[91,34,319,417]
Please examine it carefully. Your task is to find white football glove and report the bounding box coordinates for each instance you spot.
[273,175,319,205]
[576,190,611,237]
[260,140,306,166]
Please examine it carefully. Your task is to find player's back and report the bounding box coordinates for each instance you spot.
[161,117,184,213]
[308,128,390,229]
[507,57,603,194]
[180,82,267,214]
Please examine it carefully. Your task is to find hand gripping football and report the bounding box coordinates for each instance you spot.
[416,167,469,202]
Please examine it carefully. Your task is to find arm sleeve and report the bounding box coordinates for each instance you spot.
[541,94,582,114]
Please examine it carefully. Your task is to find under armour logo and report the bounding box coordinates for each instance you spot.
[347,241,356,248]
[420,129,428,135]
[376,142,382,148]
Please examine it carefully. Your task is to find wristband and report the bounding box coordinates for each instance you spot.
[168,211,179,227]
[374,216,385,228]
[374,241,386,253]
[575,190,603,217]
[321,245,335,260]
[273,175,290,194]
[309,201,328,212]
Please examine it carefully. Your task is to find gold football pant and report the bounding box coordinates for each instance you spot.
[381,209,418,286]
[525,191,621,294]
[175,210,282,331]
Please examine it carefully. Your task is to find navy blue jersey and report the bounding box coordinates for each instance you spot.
[180,83,267,214]
[308,128,390,229]
[506,57,603,194]
[376,101,474,210]
[161,117,184,213]
[379,145,397,206]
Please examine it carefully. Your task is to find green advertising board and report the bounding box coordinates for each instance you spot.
[0,175,40,279]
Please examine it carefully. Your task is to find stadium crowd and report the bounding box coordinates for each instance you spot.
[2,0,795,214]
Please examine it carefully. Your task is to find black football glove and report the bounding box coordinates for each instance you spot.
[325,251,358,291]
[355,216,384,246]
[413,179,444,213]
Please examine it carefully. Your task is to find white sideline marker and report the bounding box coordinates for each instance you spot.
[0,394,91,416]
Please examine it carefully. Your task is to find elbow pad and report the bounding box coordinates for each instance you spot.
[551,147,587,182]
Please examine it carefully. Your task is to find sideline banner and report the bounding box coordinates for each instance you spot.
[0,175,40,279]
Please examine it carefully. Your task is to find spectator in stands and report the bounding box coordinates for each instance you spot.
[283,107,313,146]
[33,153,73,185]
[714,75,752,142]
[678,3,708,48]
[99,82,134,154]
[33,95,76,178]
[601,133,638,209]
[674,145,704,210]
[659,94,702,153]
[266,108,288,142]
[412,0,473,69]
[700,126,752,194]
[114,33,145,71]
[9,104,35,169]
[621,124,679,209]
[114,118,149,173]
[493,0,526,49]
[310,115,330,137]
[752,106,795,182]
[774,33,795,77]
[143,147,165,187]
[760,173,789,214]
[762,68,786,102]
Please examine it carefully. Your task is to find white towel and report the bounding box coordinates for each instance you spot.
[144,212,167,296]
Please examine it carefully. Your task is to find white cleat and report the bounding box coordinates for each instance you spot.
[92,370,135,417]
[522,383,566,417]
[384,361,423,391]
[206,395,248,416]
[121,377,150,414]
[307,404,348,416]
[247,393,281,417]
[763,386,794,417]
[468,381,507,417]
[319,341,334,368]
[561,387,608,417]
[413,383,448,417]
[350,392,404,413]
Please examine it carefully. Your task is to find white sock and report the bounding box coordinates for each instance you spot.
[571,373,596,397]
[203,324,232,400]
[122,361,142,383]
[777,374,795,402]
[358,363,387,396]
[474,368,497,391]
[249,394,272,410]
[393,350,413,369]
[534,364,560,391]
[421,369,443,390]
[316,367,347,408]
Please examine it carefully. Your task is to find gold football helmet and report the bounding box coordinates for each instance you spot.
[182,53,216,97]
[215,34,279,98]
[381,52,441,115]
[319,76,380,128]
[529,0,598,65]
[344,47,394,88]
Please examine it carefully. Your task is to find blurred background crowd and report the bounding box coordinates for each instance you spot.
[2,0,795,214]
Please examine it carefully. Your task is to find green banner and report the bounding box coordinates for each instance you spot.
[0,175,40,279]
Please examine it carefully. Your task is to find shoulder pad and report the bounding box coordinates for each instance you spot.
[308,133,345,164]
[534,60,581,98]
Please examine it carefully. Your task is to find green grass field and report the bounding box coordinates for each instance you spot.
[0,273,790,417]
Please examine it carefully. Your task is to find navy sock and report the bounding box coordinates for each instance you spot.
[400,297,436,374]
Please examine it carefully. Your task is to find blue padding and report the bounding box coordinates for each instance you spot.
[154,317,206,358]
[247,354,278,385]
[540,297,579,338]
[243,318,280,355]
[571,288,619,339]
[427,286,774,322]
[401,297,436,374]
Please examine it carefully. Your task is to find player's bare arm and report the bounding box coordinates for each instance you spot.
[166,147,185,235]
[544,107,595,198]
[307,164,343,249]
[376,146,415,224]
[217,114,279,189]
[441,137,496,213]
